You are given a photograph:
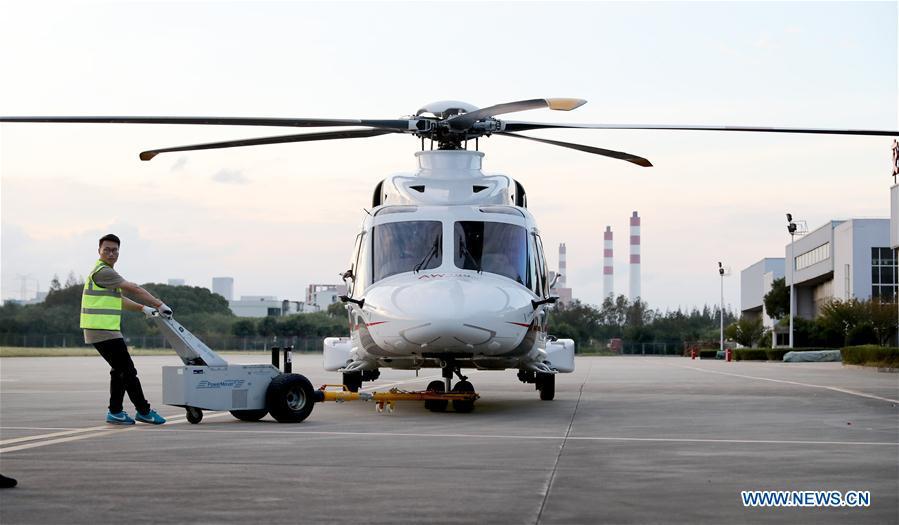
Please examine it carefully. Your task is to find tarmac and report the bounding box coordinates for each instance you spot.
[0,354,897,524]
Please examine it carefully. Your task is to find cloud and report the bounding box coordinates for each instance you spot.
[171,156,188,172]
[211,168,248,185]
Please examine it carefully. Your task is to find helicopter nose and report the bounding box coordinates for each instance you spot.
[391,279,509,319]
[364,277,533,352]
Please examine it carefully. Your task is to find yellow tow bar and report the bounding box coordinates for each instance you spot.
[314,384,480,413]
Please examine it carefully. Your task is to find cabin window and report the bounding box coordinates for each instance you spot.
[454,221,529,286]
[372,221,442,282]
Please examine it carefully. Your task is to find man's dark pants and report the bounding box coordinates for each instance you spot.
[93,338,151,414]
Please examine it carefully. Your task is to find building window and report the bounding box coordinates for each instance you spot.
[871,247,897,302]
[795,242,830,271]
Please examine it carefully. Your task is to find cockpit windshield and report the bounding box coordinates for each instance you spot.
[372,221,442,282]
[454,221,529,285]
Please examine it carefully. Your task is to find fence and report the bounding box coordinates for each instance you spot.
[0,333,328,352]
[619,341,683,356]
[3,333,687,356]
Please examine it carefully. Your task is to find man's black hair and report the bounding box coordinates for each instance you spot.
[98,234,121,247]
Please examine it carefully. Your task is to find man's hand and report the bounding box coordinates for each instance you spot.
[157,302,173,318]
[141,305,158,318]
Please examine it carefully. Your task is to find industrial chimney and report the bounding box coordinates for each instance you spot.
[603,226,614,300]
[629,211,641,301]
[558,243,567,288]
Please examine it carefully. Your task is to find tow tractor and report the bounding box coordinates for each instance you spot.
[156,314,479,423]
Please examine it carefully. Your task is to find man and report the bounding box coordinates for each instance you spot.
[82,233,169,425]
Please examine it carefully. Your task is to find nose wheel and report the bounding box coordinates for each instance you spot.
[424,360,476,413]
[424,380,448,412]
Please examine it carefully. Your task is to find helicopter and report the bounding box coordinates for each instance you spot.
[2,98,897,412]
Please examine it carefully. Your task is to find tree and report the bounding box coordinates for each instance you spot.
[141,283,232,316]
[258,316,278,337]
[867,300,898,346]
[48,274,62,294]
[231,319,256,337]
[763,277,790,320]
[327,301,346,318]
[817,299,884,346]
[64,271,81,288]
[724,316,765,347]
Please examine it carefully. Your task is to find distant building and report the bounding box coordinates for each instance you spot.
[785,218,893,318]
[740,257,785,331]
[305,284,347,313]
[6,291,48,306]
[167,278,186,286]
[229,295,283,318]
[212,277,234,301]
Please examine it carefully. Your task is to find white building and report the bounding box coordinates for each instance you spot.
[167,278,185,286]
[891,176,899,256]
[305,284,347,313]
[784,218,893,318]
[229,296,283,318]
[740,257,785,330]
[212,277,234,301]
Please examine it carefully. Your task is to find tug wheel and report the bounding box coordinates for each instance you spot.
[230,409,268,422]
[185,406,203,424]
[424,380,448,412]
[451,381,476,413]
[266,373,315,423]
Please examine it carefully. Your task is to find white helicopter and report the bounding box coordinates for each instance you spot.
[2,98,896,413]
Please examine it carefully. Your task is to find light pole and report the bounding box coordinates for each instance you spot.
[787,213,797,349]
[718,262,725,352]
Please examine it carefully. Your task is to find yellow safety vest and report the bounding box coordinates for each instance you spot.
[80,260,123,330]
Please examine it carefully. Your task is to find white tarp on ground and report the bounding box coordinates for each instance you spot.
[783,350,842,362]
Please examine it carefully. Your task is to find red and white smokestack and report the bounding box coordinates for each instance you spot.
[603,226,614,299]
[629,211,641,301]
[558,243,567,288]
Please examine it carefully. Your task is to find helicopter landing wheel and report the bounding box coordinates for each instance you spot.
[452,380,475,413]
[424,380,448,412]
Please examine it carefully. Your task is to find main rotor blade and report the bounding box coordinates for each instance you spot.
[447,98,586,131]
[496,132,652,167]
[0,116,418,131]
[139,129,399,161]
[502,121,899,136]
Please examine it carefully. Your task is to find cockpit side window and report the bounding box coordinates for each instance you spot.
[346,231,364,296]
[454,221,529,286]
[533,233,549,297]
[372,221,442,282]
[528,233,540,295]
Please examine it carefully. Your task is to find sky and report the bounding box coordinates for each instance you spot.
[0,1,896,313]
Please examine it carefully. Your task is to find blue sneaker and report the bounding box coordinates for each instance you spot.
[106,410,135,425]
[135,409,166,425]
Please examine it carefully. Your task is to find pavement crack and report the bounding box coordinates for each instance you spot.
[535,361,592,525]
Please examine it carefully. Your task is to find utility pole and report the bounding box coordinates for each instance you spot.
[787,214,798,349]
[718,262,725,352]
